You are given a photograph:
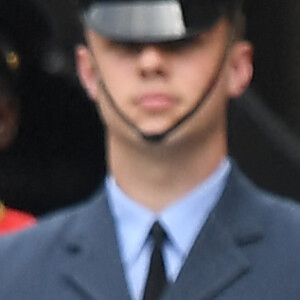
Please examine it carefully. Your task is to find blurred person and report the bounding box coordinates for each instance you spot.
[0,33,36,234]
[0,0,105,216]
[0,0,300,299]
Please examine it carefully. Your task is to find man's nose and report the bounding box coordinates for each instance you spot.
[137,45,168,78]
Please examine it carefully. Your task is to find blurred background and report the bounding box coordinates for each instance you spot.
[1,0,300,216]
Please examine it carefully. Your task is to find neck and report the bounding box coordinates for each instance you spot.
[107,129,227,211]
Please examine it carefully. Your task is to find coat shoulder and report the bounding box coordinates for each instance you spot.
[224,166,300,260]
[0,188,106,281]
[226,164,300,231]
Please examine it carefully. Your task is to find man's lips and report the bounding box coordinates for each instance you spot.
[137,93,176,111]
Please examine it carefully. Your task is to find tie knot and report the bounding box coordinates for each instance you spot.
[150,221,167,247]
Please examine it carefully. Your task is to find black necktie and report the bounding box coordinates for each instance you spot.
[143,221,168,300]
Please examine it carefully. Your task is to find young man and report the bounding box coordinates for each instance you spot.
[0,0,300,299]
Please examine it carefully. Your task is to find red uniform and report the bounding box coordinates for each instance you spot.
[0,204,36,235]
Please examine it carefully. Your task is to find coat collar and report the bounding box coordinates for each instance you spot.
[61,163,264,300]
[162,163,264,300]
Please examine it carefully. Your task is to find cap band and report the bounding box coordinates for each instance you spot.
[85,1,187,42]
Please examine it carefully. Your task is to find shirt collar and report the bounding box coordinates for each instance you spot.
[106,157,231,265]
[106,177,156,265]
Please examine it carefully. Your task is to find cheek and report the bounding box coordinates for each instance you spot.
[92,58,136,123]
[99,55,135,96]
[177,44,231,102]
[174,57,215,100]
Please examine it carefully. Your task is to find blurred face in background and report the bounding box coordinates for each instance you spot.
[0,90,19,150]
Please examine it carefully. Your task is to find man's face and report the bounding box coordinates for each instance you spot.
[76,18,253,146]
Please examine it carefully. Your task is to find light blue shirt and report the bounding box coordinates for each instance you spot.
[106,158,231,300]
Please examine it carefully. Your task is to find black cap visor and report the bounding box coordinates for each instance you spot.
[84,0,225,43]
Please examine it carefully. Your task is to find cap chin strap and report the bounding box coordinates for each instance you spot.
[91,30,234,143]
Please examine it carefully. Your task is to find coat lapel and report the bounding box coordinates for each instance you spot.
[163,165,264,300]
[162,214,250,300]
[61,189,131,300]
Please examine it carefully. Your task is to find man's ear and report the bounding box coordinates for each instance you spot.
[75,45,99,101]
[0,98,18,150]
[227,41,254,98]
